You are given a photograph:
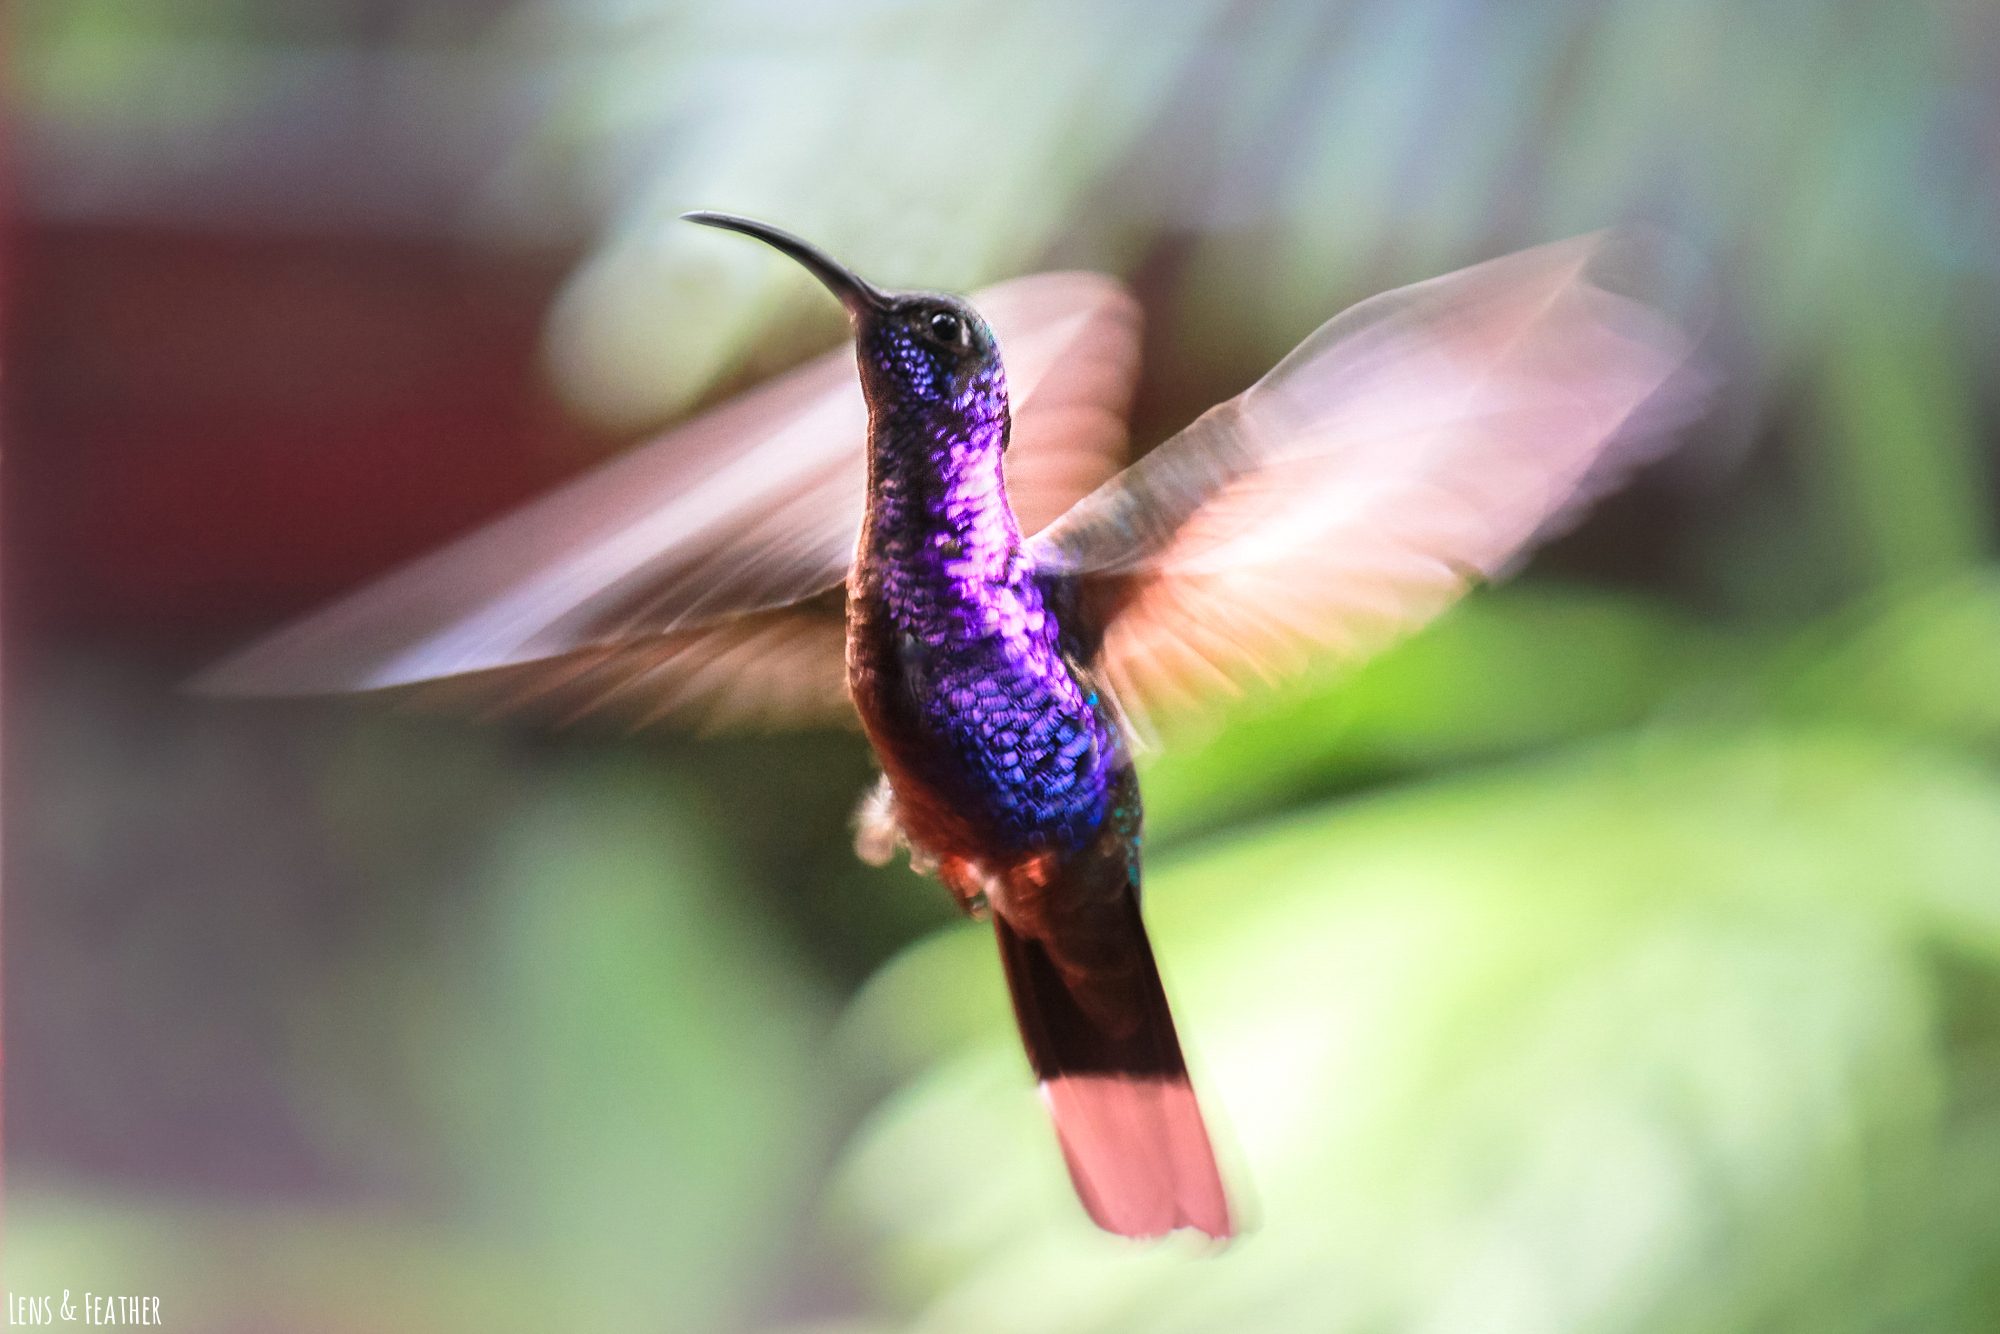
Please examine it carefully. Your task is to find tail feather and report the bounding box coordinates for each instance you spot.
[994,892,1231,1239]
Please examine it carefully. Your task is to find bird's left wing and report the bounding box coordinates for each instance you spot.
[197,271,1141,730]
[1029,232,1708,729]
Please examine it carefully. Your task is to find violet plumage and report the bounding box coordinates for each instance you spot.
[199,211,1707,1241]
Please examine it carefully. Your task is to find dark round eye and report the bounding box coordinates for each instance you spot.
[926,309,968,347]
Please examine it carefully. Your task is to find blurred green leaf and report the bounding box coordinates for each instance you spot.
[1781,571,2000,752]
[835,728,2000,1332]
[407,759,835,1330]
[1812,274,1992,589]
[1139,586,1728,840]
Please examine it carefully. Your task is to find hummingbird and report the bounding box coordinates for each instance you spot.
[201,212,1703,1239]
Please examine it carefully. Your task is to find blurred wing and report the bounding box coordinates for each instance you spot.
[197,271,1141,722]
[397,591,852,734]
[1030,231,1707,727]
[1000,274,1144,534]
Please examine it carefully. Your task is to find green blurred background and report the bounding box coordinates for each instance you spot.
[8,1,2000,1330]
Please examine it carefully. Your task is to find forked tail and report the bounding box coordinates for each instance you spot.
[993,883,1231,1239]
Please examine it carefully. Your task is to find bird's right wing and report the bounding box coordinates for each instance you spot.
[394,588,854,734]
[197,270,1142,732]
[1030,232,1708,730]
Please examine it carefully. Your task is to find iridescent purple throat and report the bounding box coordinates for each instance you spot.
[861,363,1120,853]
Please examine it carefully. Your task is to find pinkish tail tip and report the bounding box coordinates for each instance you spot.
[1041,1075,1232,1239]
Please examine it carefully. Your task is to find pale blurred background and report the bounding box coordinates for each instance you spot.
[8,2,2000,1330]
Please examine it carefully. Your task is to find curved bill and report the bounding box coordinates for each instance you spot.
[682,211,889,316]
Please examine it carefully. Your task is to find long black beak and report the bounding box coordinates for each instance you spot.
[682,211,889,316]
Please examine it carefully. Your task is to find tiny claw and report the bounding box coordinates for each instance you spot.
[939,857,993,919]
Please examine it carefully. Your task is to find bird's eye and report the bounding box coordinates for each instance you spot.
[925,309,968,347]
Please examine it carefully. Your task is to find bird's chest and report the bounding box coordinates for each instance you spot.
[848,558,1116,855]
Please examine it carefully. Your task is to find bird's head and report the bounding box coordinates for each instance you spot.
[683,212,1009,442]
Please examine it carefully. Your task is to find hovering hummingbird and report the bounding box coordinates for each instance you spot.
[202,212,1702,1239]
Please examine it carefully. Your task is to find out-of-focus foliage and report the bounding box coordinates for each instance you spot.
[10,1,2000,1332]
[8,689,839,1331]
[840,727,2000,1332]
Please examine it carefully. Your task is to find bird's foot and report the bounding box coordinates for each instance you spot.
[940,857,993,920]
